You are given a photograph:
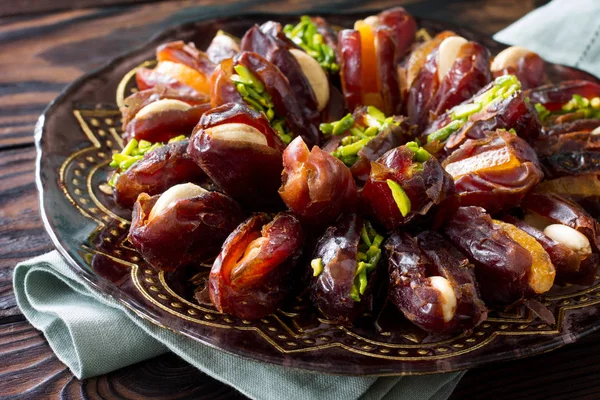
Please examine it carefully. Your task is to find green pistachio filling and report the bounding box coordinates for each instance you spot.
[311,258,324,277]
[427,74,522,144]
[230,64,292,144]
[534,94,600,123]
[350,221,384,302]
[107,135,185,186]
[320,106,400,166]
[383,142,431,218]
[283,16,339,73]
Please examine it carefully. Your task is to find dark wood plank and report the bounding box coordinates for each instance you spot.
[0,147,53,319]
[0,0,540,148]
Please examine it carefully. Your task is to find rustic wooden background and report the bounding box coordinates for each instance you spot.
[2,0,600,399]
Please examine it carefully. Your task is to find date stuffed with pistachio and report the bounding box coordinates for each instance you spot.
[129,183,245,271]
[320,106,415,183]
[442,129,543,213]
[407,35,491,130]
[209,213,303,319]
[210,51,320,145]
[137,41,216,97]
[309,215,384,324]
[111,138,207,209]
[279,136,358,229]
[444,207,556,306]
[188,102,285,210]
[423,75,540,157]
[385,231,487,334]
[361,142,457,230]
[121,87,211,144]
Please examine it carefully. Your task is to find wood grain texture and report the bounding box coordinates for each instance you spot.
[0,0,541,148]
[6,1,600,400]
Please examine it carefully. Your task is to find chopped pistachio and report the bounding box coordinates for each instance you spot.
[451,102,482,120]
[283,16,339,73]
[332,113,355,135]
[311,258,324,277]
[386,179,411,217]
[427,120,462,143]
[350,220,384,302]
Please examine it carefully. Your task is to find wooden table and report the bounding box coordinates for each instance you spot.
[1,0,599,398]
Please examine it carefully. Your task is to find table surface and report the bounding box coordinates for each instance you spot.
[2,0,600,399]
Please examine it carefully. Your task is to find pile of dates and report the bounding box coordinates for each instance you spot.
[110,8,600,334]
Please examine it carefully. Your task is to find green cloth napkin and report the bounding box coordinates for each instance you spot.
[494,0,600,77]
[14,252,464,400]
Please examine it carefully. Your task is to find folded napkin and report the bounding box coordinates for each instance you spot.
[494,0,600,77]
[14,252,464,400]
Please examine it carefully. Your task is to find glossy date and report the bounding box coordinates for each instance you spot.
[209,213,303,319]
[129,184,245,271]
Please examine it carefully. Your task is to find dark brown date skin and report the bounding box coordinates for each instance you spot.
[378,7,417,61]
[279,136,358,229]
[442,129,543,213]
[310,214,380,325]
[492,52,546,90]
[526,80,600,112]
[129,190,245,272]
[522,193,600,253]
[444,206,532,306]
[543,119,600,137]
[209,213,303,320]
[376,27,403,116]
[241,25,321,126]
[503,215,597,285]
[338,29,363,112]
[385,231,486,334]
[350,116,415,183]
[361,145,457,230]
[416,231,488,332]
[188,102,285,210]
[534,130,600,178]
[113,139,207,209]
[407,42,491,130]
[121,87,210,129]
[425,90,541,157]
[535,173,600,218]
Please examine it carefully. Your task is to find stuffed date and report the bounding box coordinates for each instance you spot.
[442,128,543,213]
[444,207,556,306]
[338,10,407,115]
[491,46,546,90]
[407,35,491,130]
[137,41,216,97]
[209,213,303,319]
[129,183,245,271]
[121,87,211,143]
[423,74,540,157]
[361,142,457,230]
[320,106,415,182]
[111,138,207,209]
[210,51,320,145]
[279,136,358,228]
[188,102,285,210]
[309,215,384,324]
[385,231,487,333]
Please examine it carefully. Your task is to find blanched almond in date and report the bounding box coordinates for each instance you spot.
[148,183,207,221]
[429,276,457,322]
[289,49,330,111]
[437,36,468,81]
[136,99,192,119]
